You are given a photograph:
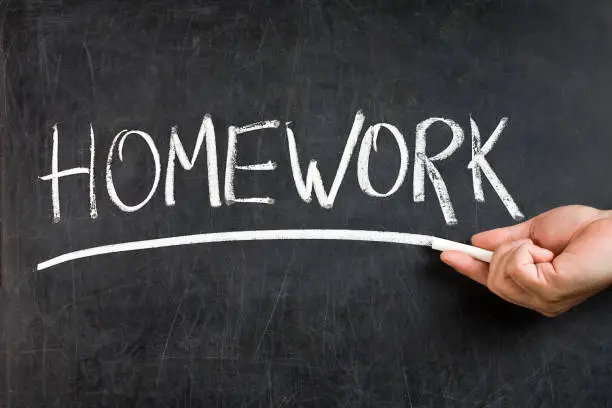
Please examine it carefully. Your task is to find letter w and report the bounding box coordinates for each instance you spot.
[285,111,365,209]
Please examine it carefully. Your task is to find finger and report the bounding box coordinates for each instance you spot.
[487,240,529,285]
[472,220,534,250]
[508,243,557,300]
[489,243,517,291]
[487,241,533,306]
[526,244,554,264]
[440,250,489,285]
[496,280,534,309]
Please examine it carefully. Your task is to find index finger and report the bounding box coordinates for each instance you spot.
[440,250,489,286]
[472,219,533,250]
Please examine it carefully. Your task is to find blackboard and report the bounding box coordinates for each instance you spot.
[3,1,612,406]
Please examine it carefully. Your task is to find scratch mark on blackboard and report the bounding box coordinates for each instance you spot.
[252,246,295,359]
[82,41,97,104]
[156,281,189,387]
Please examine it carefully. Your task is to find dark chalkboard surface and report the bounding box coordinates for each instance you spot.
[3,1,612,406]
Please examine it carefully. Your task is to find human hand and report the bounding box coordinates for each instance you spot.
[440,205,612,316]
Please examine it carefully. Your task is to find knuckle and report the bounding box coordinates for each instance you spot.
[538,265,567,303]
[492,246,510,261]
[539,280,566,303]
[507,262,522,279]
[549,263,572,291]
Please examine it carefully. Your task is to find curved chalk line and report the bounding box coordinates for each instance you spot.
[37,229,436,271]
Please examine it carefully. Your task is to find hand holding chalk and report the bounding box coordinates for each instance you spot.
[440,205,612,317]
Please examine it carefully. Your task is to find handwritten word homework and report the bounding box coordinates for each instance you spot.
[40,111,523,227]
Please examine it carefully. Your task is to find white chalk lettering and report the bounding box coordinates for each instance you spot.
[165,114,221,207]
[39,110,525,233]
[357,123,409,197]
[224,120,280,205]
[413,118,464,225]
[286,111,365,209]
[40,124,97,223]
[469,116,524,220]
[106,130,161,212]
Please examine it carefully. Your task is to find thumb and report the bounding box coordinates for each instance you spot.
[473,219,534,251]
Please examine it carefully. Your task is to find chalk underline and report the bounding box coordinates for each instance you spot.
[37,229,439,271]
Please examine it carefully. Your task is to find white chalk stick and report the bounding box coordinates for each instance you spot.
[431,237,493,263]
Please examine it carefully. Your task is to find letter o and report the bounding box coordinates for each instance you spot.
[106,130,161,212]
[357,123,409,197]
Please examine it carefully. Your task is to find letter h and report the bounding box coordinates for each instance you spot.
[40,124,97,223]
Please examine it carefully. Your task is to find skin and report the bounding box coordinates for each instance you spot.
[440,205,612,317]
